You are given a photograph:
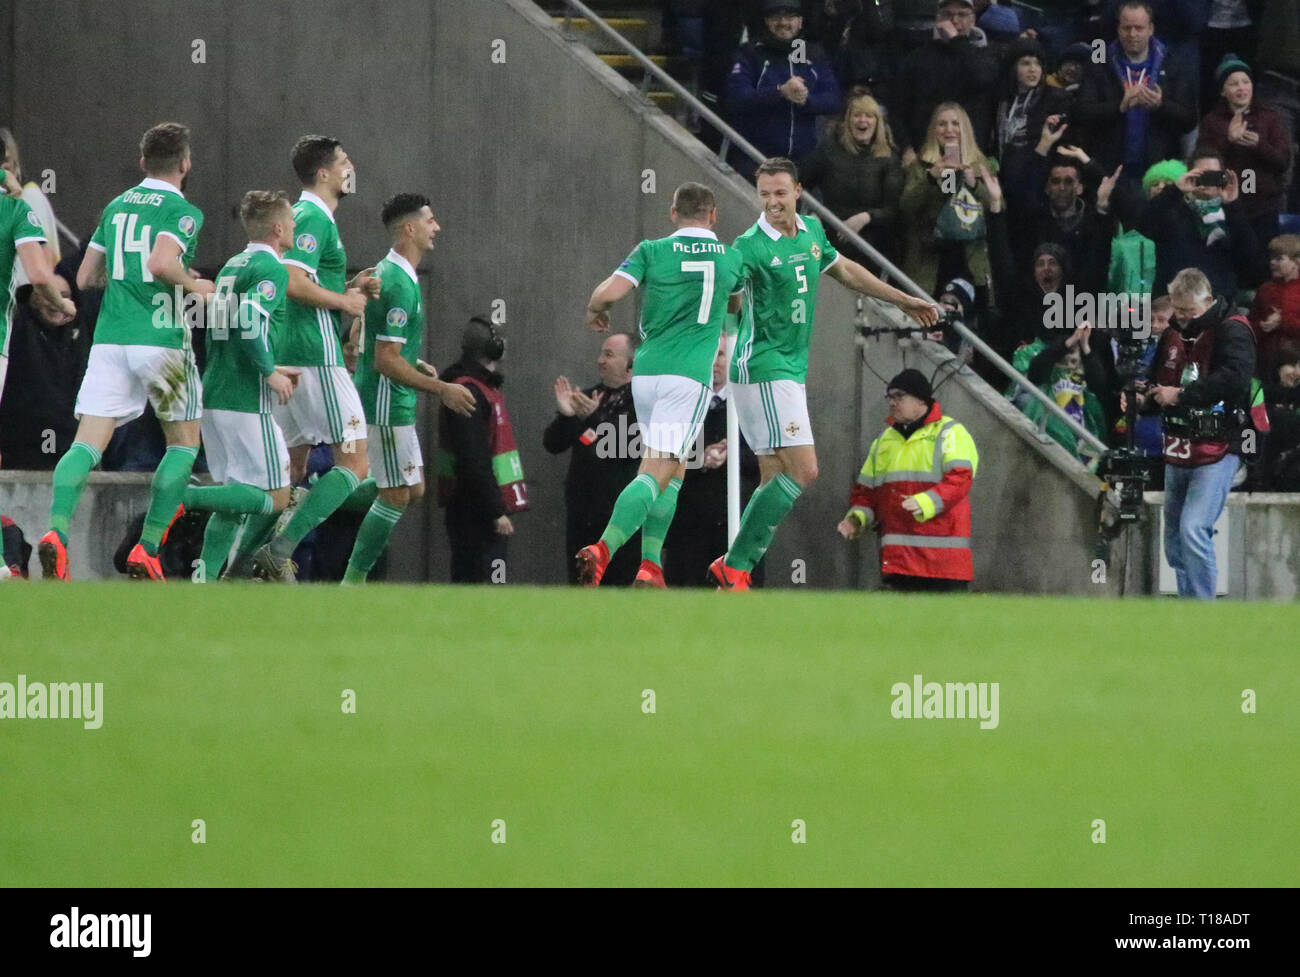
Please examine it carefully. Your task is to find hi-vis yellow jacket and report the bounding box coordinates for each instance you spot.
[845,400,979,581]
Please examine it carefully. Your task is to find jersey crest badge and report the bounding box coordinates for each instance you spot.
[386,308,408,328]
[257,279,277,302]
[178,215,196,237]
[295,233,318,254]
[810,243,821,260]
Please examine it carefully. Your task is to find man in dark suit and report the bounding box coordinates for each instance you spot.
[543,333,641,585]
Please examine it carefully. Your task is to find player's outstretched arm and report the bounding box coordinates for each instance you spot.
[374,341,474,416]
[586,274,635,332]
[146,236,214,295]
[827,257,939,328]
[18,240,75,318]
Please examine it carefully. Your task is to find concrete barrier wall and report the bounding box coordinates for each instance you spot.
[2,0,1159,593]
[0,472,153,579]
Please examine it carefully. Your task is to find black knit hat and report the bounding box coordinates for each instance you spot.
[1059,41,1092,66]
[887,368,933,403]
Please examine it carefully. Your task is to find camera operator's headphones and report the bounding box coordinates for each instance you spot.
[464,315,506,361]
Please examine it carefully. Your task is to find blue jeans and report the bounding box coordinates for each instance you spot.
[1163,453,1239,600]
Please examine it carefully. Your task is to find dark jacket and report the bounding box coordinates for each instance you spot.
[542,381,638,526]
[724,33,842,162]
[1137,184,1264,304]
[799,135,903,260]
[1196,101,1292,220]
[893,29,1000,153]
[987,209,1050,351]
[1074,39,1198,172]
[438,359,506,523]
[1009,152,1117,294]
[1173,299,1255,415]
[0,303,92,470]
[1257,0,1300,76]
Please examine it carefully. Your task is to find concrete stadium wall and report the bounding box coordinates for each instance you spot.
[2,0,1135,592]
[0,472,152,579]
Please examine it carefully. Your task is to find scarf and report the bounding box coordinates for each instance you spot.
[1188,196,1229,245]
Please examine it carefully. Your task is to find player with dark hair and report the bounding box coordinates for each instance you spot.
[41,122,212,580]
[253,135,380,581]
[340,193,474,583]
[708,156,939,590]
[575,181,744,587]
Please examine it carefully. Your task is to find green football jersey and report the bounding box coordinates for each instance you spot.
[0,194,47,359]
[615,227,744,385]
[354,249,423,427]
[202,244,287,414]
[730,213,839,385]
[279,191,347,368]
[86,178,204,350]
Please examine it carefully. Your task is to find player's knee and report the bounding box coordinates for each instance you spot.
[792,459,819,486]
[337,444,369,478]
[379,487,410,509]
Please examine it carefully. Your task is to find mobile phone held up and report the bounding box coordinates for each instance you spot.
[1196,170,1230,188]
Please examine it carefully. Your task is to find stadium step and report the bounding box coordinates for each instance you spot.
[548,4,695,121]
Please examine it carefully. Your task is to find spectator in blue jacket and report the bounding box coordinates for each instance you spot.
[723,0,842,179]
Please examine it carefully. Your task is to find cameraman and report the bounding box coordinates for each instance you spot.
[1136,268,1255,600]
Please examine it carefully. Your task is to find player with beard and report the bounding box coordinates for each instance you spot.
[40,122,212,580]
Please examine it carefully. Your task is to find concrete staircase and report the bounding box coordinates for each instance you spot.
[538,2,696,119]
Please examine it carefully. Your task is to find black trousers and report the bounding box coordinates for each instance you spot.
[881,574,969,593]
[446,509,508,583]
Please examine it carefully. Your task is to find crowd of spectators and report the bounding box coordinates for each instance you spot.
[685,0,1300,488]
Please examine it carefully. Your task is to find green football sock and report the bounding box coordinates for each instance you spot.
[342,500,405,584]
[231,511,280,565]
[599,473,660,555]
[641,476,682,566]
[140,445,199,556]
[270,466,361,558]
[197,512,243,580]
[725,472,802,572]
[183,482,274,515]
[48,441,102,545]
[340,477,379,512]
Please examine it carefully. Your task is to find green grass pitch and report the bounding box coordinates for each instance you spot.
[1,584,1296,887]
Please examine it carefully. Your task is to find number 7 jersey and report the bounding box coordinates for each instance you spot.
[614,227,743,386]
[86,177,204,349]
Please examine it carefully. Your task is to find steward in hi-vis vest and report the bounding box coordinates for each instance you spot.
[840,369,978,587]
